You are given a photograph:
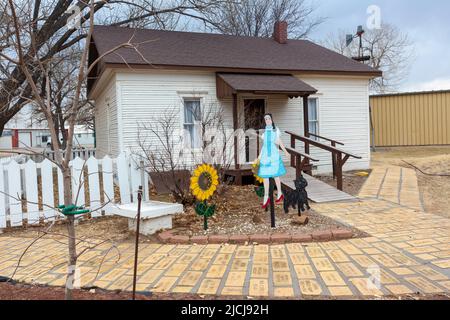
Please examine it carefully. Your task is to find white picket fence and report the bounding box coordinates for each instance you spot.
[0,152,148,229]
[42,147,96,161]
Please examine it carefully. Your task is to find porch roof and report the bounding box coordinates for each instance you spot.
[216,73,317,98]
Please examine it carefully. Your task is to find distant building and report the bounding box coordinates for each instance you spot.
[370,90,450,147]
[0,126,95,149]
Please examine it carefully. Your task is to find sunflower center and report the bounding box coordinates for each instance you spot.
[198,172,212,191]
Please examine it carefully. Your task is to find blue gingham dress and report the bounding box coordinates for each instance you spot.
[258,126,286,178]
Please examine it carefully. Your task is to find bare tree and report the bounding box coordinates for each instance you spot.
[200,0,324,39]
[29,47,92,149]
[0,0,224,137]
[323,23,414,93]
[133,102,236,204]
[3,0,168,299]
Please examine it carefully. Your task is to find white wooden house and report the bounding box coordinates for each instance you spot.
[87,22,381,186]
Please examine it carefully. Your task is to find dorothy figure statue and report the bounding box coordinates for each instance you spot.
[257,113,290,209]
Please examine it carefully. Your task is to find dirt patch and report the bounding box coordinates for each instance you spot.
[172,185,367,238]
[1,185,367,241]
[315,170,371,196]
[0,215,161,243]
[0,281,448,300]
[399,154,450,218]
[371,146,450,167]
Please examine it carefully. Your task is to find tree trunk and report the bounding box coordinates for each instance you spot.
[62,166,77,300]
[0,122,5,138]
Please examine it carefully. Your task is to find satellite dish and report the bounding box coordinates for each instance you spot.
[346,34,353,47]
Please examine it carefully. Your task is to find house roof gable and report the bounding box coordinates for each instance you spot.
[88,25,382,95]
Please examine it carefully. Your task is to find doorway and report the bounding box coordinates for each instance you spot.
[244,99,266,163]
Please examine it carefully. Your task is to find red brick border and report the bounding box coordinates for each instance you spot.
[157,227,354,244]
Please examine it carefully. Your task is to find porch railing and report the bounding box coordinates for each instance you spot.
[286,131,362,191]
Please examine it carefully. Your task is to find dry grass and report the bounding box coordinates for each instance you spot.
[372,146,450,218]
[400,155,450,218]
[371,146,450,167]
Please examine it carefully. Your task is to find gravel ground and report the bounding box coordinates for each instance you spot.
[173,185,367,237]
[315,170,371,196]
[0,184,368,241]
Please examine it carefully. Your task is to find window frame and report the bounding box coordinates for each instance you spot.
[182,97,203,151]
[307,97,320,140]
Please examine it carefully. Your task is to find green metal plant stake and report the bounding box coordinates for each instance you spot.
[195,200,216,230]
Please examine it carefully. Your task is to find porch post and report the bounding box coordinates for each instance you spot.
[232,93,240,169]
[302,95,310,137]
[302,95,311,174]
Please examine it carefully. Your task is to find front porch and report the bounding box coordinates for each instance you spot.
[216,72,362,196]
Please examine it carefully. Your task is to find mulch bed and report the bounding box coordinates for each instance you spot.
[0,184,368,244]
[169,185,367,240]
[1,281,448,300]
[315,170,371,196]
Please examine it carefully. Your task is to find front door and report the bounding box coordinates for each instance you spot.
[244,99,265,163]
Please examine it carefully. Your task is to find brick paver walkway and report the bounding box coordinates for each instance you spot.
[0,167,449,298]
[358,166,423,211]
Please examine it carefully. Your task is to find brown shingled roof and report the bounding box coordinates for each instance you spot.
[217,73,317,95]
[90,25,382,77]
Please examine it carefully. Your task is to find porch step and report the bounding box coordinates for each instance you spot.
[281,167,356,203]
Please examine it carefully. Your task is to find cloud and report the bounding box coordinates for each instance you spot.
[402,78,450,92]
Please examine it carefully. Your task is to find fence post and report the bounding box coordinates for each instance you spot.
[41,159,55,220]
[7,160,22,227]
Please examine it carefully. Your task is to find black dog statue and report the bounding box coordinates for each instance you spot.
[283,175,310,216]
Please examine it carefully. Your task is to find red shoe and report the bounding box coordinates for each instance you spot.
[275,194,284,204]
[262,197,270,209]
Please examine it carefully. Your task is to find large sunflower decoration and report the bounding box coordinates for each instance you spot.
[190,164,219,230]
[252,159,265,198]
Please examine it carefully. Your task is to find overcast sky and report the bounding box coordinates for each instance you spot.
[308,0,450,92]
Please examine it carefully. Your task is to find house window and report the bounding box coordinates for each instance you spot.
[41,135,48,143]
[183,99,201,149]
[308,98,319,140]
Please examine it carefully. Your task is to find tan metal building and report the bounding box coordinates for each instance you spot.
[370,90,450,146]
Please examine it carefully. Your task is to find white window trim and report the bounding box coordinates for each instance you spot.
[180,95,204,152]
[308,97,320,138]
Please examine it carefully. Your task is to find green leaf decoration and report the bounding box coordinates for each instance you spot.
[194,200,215,230]
[255,185,265,198]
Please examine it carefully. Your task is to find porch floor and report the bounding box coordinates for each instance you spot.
[281,167,356,203]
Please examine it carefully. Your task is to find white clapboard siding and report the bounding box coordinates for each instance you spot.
[86,157,101,217]
[7,160,22,226]
[0,164,6,228]
[116,152,130,204]
[101,155,114,213]
[41,159,55,220]
[71,157,85,207]
[24,160,39,224]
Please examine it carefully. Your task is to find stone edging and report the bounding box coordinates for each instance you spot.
[157,228,354,245]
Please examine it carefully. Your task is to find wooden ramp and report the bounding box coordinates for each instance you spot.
[281,167,356,203]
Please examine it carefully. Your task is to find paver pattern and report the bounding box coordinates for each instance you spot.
[358,166,423,211]
[0,165,448,298]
